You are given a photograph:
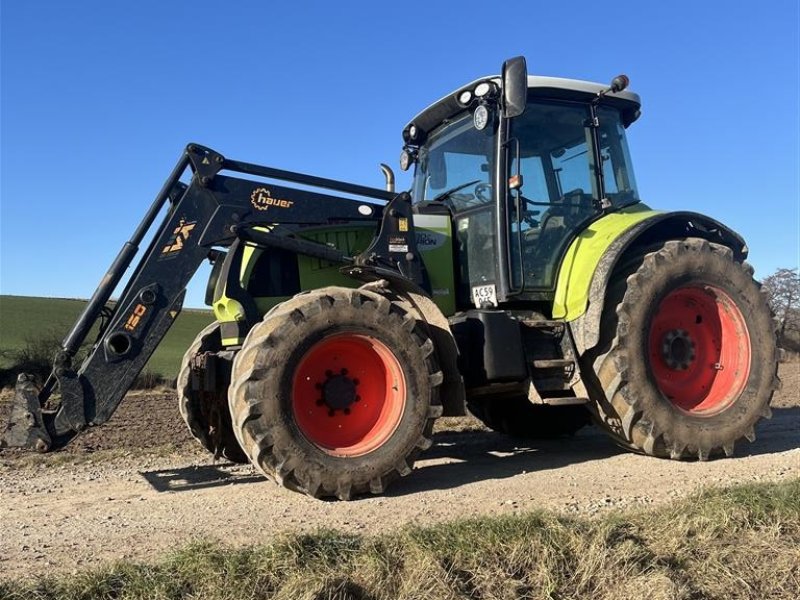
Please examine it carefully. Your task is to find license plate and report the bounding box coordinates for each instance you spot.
[471,284,498,308]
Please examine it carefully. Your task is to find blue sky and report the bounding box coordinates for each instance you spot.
[1,0,798,308]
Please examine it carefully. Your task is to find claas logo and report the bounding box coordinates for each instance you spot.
[161,219,196,257]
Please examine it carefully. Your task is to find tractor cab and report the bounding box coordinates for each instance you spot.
[402,58,643,310]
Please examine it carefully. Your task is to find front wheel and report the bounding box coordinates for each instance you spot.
[585,239,779,460]
[177,323,247,463]
[229,287,443,499]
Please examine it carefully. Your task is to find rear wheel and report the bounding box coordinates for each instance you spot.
[585,239,779,459]
[467,397,590,439]
[229,287,443,499]
[177,323,247,463]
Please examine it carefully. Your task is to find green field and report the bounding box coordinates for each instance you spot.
[0,295,214,379]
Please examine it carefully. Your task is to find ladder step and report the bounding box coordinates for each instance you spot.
[531,376,570,392]
[541,396,589,406]
[521,319,563,329]
[532,358,573,369]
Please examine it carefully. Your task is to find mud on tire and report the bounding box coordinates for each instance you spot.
[229,286,443,500]
[177,323,248,463]
[584,238,779,460]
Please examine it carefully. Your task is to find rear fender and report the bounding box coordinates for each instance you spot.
[562,211,747,354]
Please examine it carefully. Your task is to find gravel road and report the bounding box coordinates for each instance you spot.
[1,363,797,580]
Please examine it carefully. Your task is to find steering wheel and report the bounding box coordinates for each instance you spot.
[474,182,492,203]
[514,194,541,227]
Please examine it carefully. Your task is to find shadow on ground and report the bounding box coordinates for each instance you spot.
[386,425,623,498]
[138,408,799,497]
[141,463,263,492]
[739,407,800,456]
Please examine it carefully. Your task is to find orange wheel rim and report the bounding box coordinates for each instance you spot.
[648,285,751,415]
[291,333,406,456]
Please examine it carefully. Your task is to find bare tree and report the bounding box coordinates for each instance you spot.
[762,267,800,349]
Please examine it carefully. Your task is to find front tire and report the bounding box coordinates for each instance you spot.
[585,239,779,459]
[177,323,247,463]
[229,287,443,499]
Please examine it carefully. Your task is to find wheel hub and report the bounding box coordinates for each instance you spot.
[317,369,361,415]
[661,328,696,370]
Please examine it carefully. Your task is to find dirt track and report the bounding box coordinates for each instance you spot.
[1,364,798,580]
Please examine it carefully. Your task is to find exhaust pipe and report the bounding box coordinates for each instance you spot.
[379,163,395,193]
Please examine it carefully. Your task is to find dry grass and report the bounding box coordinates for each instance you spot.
[3,479,798,600]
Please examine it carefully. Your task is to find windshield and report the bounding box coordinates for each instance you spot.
[412,112,494,210]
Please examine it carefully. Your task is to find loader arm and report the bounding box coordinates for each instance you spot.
[2,144,427,452]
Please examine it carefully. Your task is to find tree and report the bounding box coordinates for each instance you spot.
[762,267,800,351]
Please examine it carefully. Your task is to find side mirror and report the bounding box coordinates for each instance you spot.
[501,56,527,118]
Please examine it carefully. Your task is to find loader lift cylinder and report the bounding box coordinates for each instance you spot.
[61,153,191,358]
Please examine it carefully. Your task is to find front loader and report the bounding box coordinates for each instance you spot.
[2,57,779,499]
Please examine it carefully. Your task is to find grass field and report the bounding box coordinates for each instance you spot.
[2,479,798,599]
[0,295,213,379]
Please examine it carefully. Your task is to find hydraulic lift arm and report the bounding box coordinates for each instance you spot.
[2,144,428,452]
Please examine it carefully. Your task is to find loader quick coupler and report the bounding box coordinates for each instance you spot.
[2,374,52,452]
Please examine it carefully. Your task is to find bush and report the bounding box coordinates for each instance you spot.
[131,369,169,390]
[0,333,63,388]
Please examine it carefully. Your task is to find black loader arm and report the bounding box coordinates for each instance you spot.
[2,144,426,452]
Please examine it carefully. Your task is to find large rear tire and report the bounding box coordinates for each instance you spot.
[229,287,443,499]
[177,323,247,463]
[467,397,590,439]
[584,239,779,459]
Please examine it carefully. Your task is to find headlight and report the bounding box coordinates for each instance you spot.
[399,149,413,171]
[473,104,490,130]
[474,82,492,97]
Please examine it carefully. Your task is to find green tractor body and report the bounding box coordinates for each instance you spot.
[202,59,776,497]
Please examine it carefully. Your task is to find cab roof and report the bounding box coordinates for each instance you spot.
[405,75,642,142]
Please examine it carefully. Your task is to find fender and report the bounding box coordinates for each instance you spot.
[554,207,747,354]
[392,288,466,416]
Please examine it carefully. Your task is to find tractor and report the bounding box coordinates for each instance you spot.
[2,57,778,499]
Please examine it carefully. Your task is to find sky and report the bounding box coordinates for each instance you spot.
[1,0,798,309]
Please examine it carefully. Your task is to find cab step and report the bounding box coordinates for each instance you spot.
[541,396,589,406]
[532,358,574,369]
